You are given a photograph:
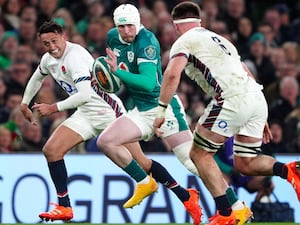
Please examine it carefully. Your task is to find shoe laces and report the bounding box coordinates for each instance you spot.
[47,203,70,215]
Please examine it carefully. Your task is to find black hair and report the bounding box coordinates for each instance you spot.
[171,2,201,20]
[38,21,64,36]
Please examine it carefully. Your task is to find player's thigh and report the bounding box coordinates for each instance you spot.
[198,92,267,139]
[63,109,116,140]
[125,107,156,141]
[236,91,268,139]
[46,124,84,152]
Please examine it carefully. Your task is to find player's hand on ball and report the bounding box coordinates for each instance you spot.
[105,48,118,73]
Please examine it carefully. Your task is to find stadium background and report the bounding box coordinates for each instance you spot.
[1,0,300,224]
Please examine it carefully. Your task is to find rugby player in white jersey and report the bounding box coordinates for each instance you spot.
[153,2,300,225]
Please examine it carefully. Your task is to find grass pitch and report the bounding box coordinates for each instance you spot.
[3,223,299,225]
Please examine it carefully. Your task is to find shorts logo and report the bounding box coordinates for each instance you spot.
[166,120,174,129]
[218,120,227,129]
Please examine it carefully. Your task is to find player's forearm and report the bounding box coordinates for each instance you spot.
[114,63,156,92]
[56,80,91,111]
[159,68,180,105]
[21,68,45,105]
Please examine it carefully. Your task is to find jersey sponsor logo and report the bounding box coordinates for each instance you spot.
[127,51,134,63]
[144,45,156,59]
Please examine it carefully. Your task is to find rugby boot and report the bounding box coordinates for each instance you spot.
[233,202,253,225]
[183,188,202,225]
[123,173,158,208]
[207,210,238,225]
[39,203,73,222]
[286,161,300,201]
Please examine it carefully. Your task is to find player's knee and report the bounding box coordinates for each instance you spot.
[173,141,199,176]
[42,142,64,161]
[233,140,262,157]
[97,134,115,154]
[193,130,223,152]
[233,140,262,174]
[96,135,107,152]
[234,156,255,175]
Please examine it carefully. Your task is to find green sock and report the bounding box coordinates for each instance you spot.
[123,159,147,182]
[226,186,239,205]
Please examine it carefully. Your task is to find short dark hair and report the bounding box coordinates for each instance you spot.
[38,21,63,36]
[171,2,201,20]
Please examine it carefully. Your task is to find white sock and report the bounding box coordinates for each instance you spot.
[138,175,150,184]
[232,200,245,210]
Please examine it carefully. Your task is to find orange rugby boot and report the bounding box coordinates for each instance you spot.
[207,210,238,225]
[286,161,300,201]
[39,203,73,222]
[183,188,203,225]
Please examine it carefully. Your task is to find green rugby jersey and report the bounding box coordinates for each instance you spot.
[107,27,162,111]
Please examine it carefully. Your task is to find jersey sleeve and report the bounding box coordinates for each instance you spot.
[56,46,93,111]
[169,35,190,59]
[21,55,50,105]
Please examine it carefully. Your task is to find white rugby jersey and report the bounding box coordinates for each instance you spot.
[23,42,123,117]
[170,27,263,100]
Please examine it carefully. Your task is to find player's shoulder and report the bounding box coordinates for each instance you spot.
[136,27,159,48]
[65,42,93,60]
[107,28,119,46]
[107,27,118,38]
[66,41,88,54]
[137,27,157,41]
[40,51,52,67]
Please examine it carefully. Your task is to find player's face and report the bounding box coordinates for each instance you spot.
[117,24,136,43]
[40,32,66,58]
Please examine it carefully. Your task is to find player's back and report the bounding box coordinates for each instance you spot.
[171,27,262,99]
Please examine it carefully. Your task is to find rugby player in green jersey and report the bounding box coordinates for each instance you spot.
[97,4,202,225]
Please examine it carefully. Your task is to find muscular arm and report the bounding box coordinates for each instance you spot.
[159,56,187,104]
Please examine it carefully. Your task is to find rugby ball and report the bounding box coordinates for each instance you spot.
[92,56,121,93]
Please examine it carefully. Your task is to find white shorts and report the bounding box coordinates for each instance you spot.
[125,95,189,141]
[62,108,117,141]
[198,91,268,138]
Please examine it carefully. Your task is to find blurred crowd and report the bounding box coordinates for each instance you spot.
[1,0,300,154]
